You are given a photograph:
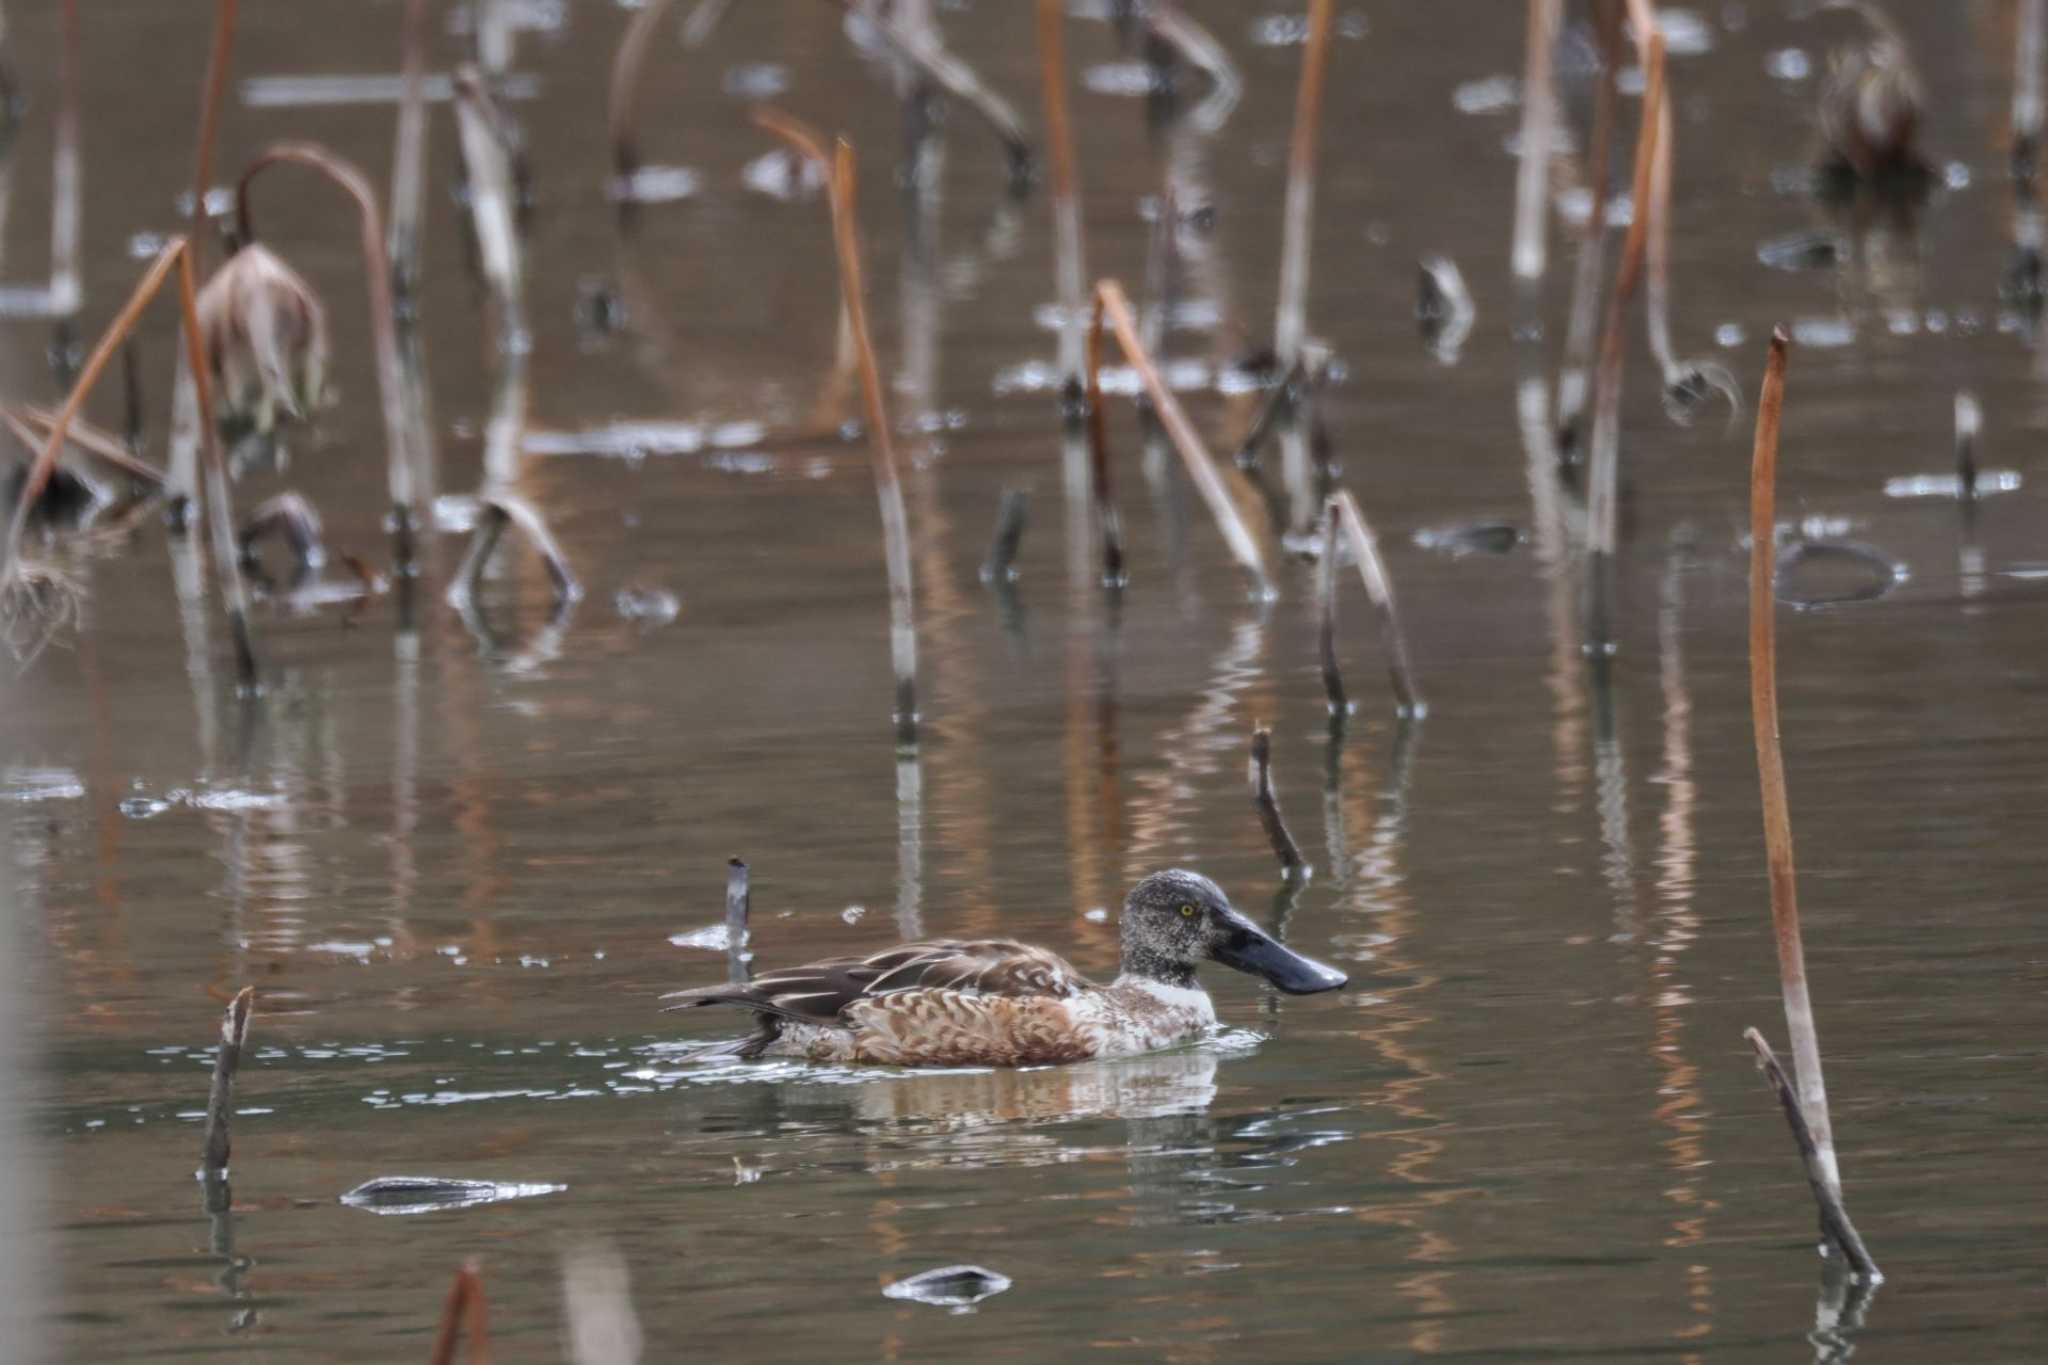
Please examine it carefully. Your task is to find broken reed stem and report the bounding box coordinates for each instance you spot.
[1555,0,1623,444]
[756,110,920,745]
[3,239,259,689]
[1145,1,1242,130]
[187,0,239,273]
[1092,279,1271,598]
[1511,0,1562,283]
[10,403,164,487]
[428,1259,490,1365]
[725,857,751,986]
[47,0,79,315]
[1249,726,1309,878]
[1084,291,1126,586]
[822,0,1033,184]
[389,0,430,303]
[1317,499,1348,716]
[237,142,417,571]
[1037,0,1088,403]
[2019,0,2045,177]
[1273,0,1333,369]
[1749,328,1859,1238]
[452,67,527,351]
[1745,1028,1881,1280]
[1583,30,1664,657]
[979,488,1029,583]
[200,986,254,1173]
[1955,390,1981,501]
[1331,491,1424,717]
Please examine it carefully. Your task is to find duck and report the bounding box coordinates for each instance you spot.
[661,869,1347,1068]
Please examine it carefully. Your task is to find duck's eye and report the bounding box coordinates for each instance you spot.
[1179,903,1197,918]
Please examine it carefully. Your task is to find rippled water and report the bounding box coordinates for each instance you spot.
[5,2,2047,1361]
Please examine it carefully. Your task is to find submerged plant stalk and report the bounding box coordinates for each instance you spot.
[199,987,254,1173]
[1330,491,1423,718]
[1091,279,1270,598]
[1511,0,1562,283]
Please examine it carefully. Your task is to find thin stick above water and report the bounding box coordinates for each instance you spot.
[200,987,254,1173]
[1744,1028,1880,1280]
[1274,0,1333,370]
[1511,0,1562,284]
[1249,725,1308,879]
[1330,491,1424,718]
[1091,279,1271,598]
[1747,327,1875,1277]
[1037,0,1088,404]
[428,1259,490,1365]
[1317,499,1348,717]
[187,0,239,272]
[725,857,751,986]
[1084,290,1126,586]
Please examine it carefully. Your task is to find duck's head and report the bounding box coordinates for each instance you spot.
[1120,869,1347,995]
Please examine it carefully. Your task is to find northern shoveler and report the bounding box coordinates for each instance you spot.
[661,869,1347,1068]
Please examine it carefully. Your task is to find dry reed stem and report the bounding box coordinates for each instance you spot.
[1145,1,1241,131]
[1511,0,1562,283]
[1582,29,1664,656]
[1317,499,1347,716]
[187,0,239,272]
[1249,726,1308,878]
[755,109,920,745]
[1331,491,1424,717]
[8,404,163,487]
[725,857,751,986]
[1744,1028,1881,1280]
[1091,279,1271,598]
[824,0,1032,183]
[1037,0,1088,399]
[1274,0,1333,369]
[389,0,430,301]
[428,1259,491,1365]
[237,143,417,567]
[199,986,254,1173]
[453,68,526,350]
[2019,0,2046,177]
[1084,290,1126,586]
[607,0,680,179]
[4,238,259,688]
[1555,0,1623,443]
[1747,326,1850,1205]
[48,0,78,314]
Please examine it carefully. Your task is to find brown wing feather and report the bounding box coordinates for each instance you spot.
[662,939,1091,1026]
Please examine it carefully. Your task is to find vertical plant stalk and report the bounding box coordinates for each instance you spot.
[2,239,258,690]
[1555,0,1623,445]
[428,1259,491,1365]
[1037,0,1089,405]
[1249,726,1308,878]
[724,857,751,987]
[46,0,79,315]
[1746,328,1876,1280]
[1273,0,1332,369]
[1083,291,1126,587]
[237,143,417,572]
[1511,0,1562,284]
[757,110,920,746]
[979,488,1029,584]
[1092,279,1271,598]
[1582,31,1664,657]
[187,0,239,272]
[199,987,254,1173]
[389,0,430,303]
[453,67,527,352]
[1331,491,1423,717]
[2017,0,2046,178]
[1317,499,1348,717]
[1744,1029,1880,1279]
[1954,389,1981,501]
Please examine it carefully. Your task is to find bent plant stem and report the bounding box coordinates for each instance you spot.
[1038,0,1088,405]
[1331,490,1424,717]
[200,986,254,1173]
[1745,1028,1880,1280]
[1747,327,1869,1276]
[237,142,417,574]
[1250,725,1308,878]
[1092,279,1271,598]
[1583,30,1663,657]
[823,0,1032,184]
[757,109,920,745]
[3,238,259,690]
[606,0,730,182]
[1084,291,1125,586]
[1145,1,1241,132]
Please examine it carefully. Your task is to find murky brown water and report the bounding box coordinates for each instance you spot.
[5,2,2047,1360]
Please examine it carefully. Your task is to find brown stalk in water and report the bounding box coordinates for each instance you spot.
[1249,725,1308,879]
[1555,0,1623,449]
[1511,0,1562,284]
[2,238,258,690]
[1037,0,1088,405]
[1273,0,1333,370]
[1083,290,1126,587]
[755,108,920,746]
[1582,29,1664,656]
[187,0,239,270]
[1743,328,1878,1281]
[1090,279,1271,599]
[1330,490,1424,718]
[389,0,431,302]
[823,0,1032,184]
[427,1259,491,1365]
[1317,498,1347,717]
[237,142,418,571]
[199,987,254,1172]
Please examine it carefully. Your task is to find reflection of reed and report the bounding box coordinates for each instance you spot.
[1589,657,1645,942]
[1123,614,1263,879]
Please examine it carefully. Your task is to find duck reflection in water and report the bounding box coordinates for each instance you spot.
[662,870,1346,1067]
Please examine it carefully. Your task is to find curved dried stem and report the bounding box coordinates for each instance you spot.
[237,142,417,569]
[1330,490,1424,718]
[187,0,239,272]
[607,0,729,180]
[1145,1,1241,132]
[826,0,1032,184]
